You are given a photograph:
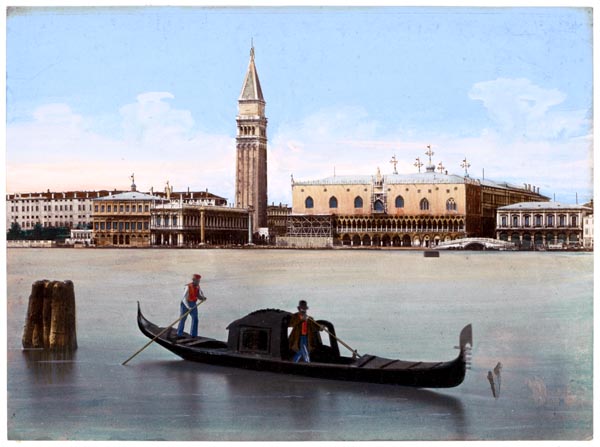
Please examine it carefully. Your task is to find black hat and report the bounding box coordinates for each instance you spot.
[298,300,308,310]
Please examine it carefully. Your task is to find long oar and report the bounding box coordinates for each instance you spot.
[308,316,361,359]
[122,300,205,366]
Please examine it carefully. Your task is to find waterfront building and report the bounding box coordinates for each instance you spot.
[235,45,268,233]
[92,187,165,247]
[267,203,291,239]
[85,175,252,247]
[6,190,120,231]
[288,162,548,247]
[151,203,250,246]
[65,229,94,246]
[583,214,593,249]
[495,202,592,249]
[149,185,250,246]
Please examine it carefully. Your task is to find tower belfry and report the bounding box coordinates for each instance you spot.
[235,44,268,231]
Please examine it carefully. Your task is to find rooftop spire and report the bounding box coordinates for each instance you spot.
[425,145,435,173]
[240,43,264,102]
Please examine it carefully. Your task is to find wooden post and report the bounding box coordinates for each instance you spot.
[22,280,77,351]
[42,281,54,348]
[21,280,46,348]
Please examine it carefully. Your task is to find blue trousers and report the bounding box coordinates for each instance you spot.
[293,335,310,363]
[177,301,198,337]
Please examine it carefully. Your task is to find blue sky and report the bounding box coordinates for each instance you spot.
[5,6,594,205]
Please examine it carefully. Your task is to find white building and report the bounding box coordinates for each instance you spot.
[6,190,122,231]
[65,229,94,246]
[582,214,593,249]
[496,201,592,249]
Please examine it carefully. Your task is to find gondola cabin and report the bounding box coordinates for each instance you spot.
[226,309,343,362]
[136,303,472,388]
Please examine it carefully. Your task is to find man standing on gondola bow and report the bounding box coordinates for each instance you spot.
[177,273,206,338]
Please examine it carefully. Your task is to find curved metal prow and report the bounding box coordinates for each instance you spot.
[458,324,473,370]
[459,324,472,351]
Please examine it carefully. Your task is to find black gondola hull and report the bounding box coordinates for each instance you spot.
[136,304,471,389]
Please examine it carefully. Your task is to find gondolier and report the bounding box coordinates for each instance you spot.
[135,303,473,388]
[176,274,206,338]
[288,300,321,363]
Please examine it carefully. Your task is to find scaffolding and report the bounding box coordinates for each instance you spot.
[286,215,333,237]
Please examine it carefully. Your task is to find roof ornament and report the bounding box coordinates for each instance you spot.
[414,157,423,173]
[290,173,294,185]
[390,154,398,174]
[250,38,255,60]
[130,173,137,192]
[461,157,471,177]
[425,145,435,172]
[437,162,445,174]
[375,166,383,186]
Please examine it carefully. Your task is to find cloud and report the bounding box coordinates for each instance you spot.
[468,78,590,140]
[6,94,236,199]
[32,103,84,126]
[7,103,129,163]
[266,99,592,205]
[119,92,195,146]
[6,86,593,207]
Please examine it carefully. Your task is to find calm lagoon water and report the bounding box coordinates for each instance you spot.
[6,248,593,441]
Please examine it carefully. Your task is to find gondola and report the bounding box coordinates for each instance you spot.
[136,303,472,388]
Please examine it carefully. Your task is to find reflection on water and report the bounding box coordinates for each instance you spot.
[134,359,467,441]
[6,249,593,441]
[21,349,78,383]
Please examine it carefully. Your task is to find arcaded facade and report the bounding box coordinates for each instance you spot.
[496,202,592,249]
[92,190,164,247]
[291,167,548,247]
[151,204,250,246]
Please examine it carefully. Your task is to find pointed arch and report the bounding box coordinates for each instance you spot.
[395,195,404,208]
[446,198,457,211]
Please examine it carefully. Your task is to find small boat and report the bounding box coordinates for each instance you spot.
[136,303,472,388]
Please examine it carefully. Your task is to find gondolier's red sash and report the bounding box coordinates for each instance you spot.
[187,283,200,302]
[301,320,308,336]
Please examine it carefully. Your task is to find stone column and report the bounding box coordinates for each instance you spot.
[200,210,205,244]
[248,210,253,243]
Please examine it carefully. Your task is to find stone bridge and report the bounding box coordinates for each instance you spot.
[436,237,516,250]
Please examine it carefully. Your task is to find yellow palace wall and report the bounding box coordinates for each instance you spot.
[292,182,469,216]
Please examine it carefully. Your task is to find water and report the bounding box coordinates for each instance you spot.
[6,248,593,441]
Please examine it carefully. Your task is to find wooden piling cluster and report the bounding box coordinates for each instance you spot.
[22,280,78,351]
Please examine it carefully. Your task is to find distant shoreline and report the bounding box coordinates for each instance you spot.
[6,243,592,253]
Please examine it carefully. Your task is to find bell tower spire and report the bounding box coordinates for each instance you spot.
[235,44,268,233]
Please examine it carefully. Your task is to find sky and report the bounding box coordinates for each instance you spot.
[4,5,595,205]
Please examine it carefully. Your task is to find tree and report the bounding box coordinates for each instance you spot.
[7,222,23,240]
[29,223,43,240]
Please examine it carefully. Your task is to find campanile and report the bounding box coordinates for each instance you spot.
[236,45,268,231]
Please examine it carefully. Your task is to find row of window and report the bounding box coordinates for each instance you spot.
[155,216,178,226]
[97,235,149,245]
[499,214,578,227]
[15,215,78,222]
[94,204,150,213]
[10,205,88,212]
[304,196,458,212]
[16,221,77,228]
[239,126,265,137]
[94,221,150,231]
